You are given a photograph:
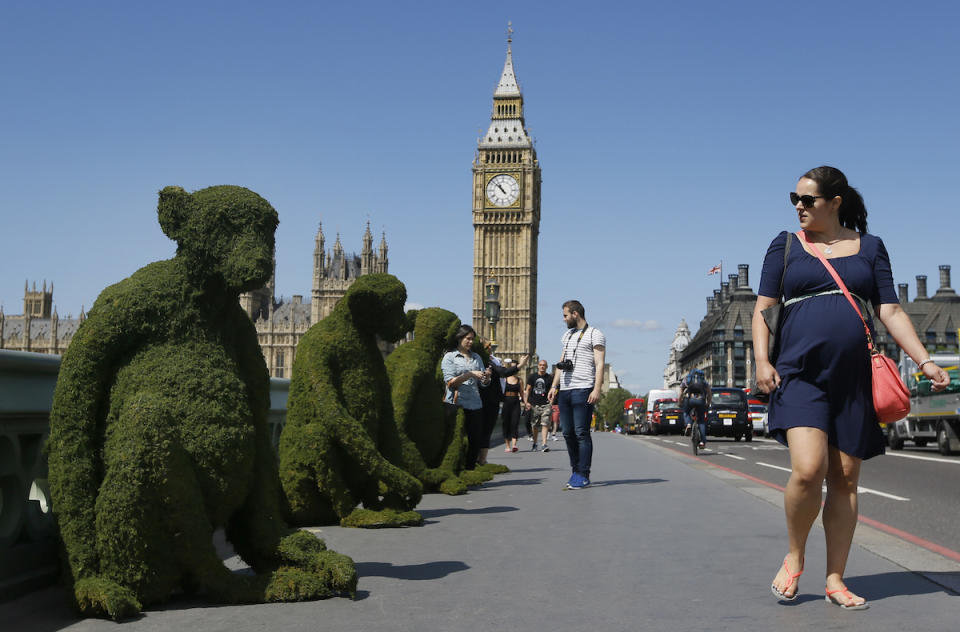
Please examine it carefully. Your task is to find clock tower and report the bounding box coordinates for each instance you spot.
[472,26,541,360]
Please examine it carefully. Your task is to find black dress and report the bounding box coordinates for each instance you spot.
[758,231,899,460]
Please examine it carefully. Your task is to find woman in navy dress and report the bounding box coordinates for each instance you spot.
[752,166,949,609]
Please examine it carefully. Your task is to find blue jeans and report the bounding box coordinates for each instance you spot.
[684,400,707,444]
[558,388,593,478]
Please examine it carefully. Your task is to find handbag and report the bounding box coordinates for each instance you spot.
[760,232,793,362]
[798,231,910,423]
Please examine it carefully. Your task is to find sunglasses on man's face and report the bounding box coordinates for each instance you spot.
[790,192,829,208]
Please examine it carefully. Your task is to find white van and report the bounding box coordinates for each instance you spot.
[643,389,679,434]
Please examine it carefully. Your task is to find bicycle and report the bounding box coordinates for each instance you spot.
[690,407,702,455]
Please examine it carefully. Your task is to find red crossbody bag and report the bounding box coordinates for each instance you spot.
[798,231,911,424]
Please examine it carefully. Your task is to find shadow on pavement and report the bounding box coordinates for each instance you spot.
[355,560,469,582]
[418,505,518,519]
[476,478,543,489]
[848,571,960,600]
[505,467,559,473]
[589,478,668,487]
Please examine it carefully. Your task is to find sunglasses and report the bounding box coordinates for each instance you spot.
[790,192,829,208]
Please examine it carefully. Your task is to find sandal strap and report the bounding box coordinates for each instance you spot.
[783,557,803,581]
[826,587,864,605]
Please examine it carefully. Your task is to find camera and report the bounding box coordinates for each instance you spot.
[555,359,574,372]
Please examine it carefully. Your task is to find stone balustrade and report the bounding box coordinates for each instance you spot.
[0,349,290,600]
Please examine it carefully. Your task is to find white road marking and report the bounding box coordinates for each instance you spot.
[723,454,747,461]
[885,452,960,466]
[757,464,908,501]
[757,462,792,473]
[856,486,910,501]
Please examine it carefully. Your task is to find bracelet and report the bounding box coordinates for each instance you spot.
[917,358,935,370]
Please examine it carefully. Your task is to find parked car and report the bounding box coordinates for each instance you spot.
[706,387,751,441]
[749,403,768,436]
[652,398,683,435]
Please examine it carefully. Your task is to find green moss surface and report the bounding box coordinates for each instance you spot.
[278,274,424,528]
[384,308,470,495]
[47,185,354,620]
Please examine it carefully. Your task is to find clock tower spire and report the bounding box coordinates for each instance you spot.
[472,25,541,360]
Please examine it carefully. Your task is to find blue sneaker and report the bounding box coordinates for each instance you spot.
[564,473,579,489]
[568,475,590,489]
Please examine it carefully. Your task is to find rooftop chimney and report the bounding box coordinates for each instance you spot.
[707,297,714,312]
[898,283,909,304]
[917,275,928,299]
[713,289,722,309]
[738,264,749,290]
[939,265,952,290]
[728,274,739,291]
[721,281,730,303]
[292,295,303,304]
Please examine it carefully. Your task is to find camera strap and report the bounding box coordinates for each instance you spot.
[560,324,589,365]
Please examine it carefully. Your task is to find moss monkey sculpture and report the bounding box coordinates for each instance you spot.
[47,186,355,620]
[384,308,470,495]
[279,273,424,528]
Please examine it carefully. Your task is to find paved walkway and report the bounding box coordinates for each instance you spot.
[3,433,959,631]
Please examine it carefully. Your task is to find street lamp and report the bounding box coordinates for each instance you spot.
[484,278,501,352]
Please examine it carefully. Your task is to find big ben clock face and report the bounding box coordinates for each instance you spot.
[485,174,520,207]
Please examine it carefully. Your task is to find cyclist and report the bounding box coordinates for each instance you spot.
[679,369,711,450]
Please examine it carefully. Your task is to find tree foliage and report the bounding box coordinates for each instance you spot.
[596,387,635,429]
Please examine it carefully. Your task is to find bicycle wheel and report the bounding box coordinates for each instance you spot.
[691,412,700,456]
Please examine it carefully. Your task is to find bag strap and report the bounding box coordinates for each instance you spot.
[796,230,877,354]
[777,232,793,301]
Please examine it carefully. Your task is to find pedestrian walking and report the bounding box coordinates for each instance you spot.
[753,165,950,609]
[501,359,525,452]
[477,342,527,465]
[547,300,606,489]
[525,359,554,451]
[441,325,490,471]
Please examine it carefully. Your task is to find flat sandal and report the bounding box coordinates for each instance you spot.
[771,556,803,601]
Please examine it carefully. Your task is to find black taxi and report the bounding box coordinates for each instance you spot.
[706,387,752,442]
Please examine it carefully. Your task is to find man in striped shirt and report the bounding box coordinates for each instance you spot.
[547,300,606,489]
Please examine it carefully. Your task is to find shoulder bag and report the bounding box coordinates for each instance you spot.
[798,231,910,424]
[760,232,793,362]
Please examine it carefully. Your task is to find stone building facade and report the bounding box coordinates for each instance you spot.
[0,281,84,355]
[471,30,541,361]
[663,320,692,389]
[679,264,960,389]
[238,222,389,378]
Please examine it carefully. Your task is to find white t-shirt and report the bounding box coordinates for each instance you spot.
[558,326,606,391]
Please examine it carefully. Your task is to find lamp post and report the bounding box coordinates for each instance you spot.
[484,278,501,353]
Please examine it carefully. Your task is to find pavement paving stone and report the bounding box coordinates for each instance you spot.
[2,433,958,632]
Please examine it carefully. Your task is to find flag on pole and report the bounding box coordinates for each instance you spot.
[707,264,721,275]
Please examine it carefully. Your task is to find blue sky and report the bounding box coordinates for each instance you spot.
[2,1,957,393]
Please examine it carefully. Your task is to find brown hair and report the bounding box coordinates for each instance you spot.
[562,300,585,319]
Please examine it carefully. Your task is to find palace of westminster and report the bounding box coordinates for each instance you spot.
[3,32,958,390]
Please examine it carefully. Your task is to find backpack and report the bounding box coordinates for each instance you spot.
[686,370,707,396]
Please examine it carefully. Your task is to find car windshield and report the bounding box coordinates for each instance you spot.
[712,391,745,406]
